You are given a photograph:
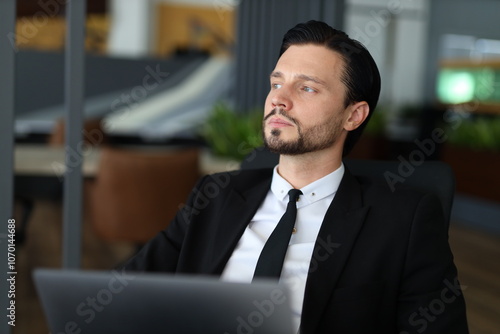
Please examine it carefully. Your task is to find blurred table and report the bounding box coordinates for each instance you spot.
[13,145,101,246]
[14,144,100,177]
[14,144,237,177]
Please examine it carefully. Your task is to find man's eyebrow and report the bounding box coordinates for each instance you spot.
[269,71,327,86]
[270,71,283,78]
[296,74,327,86]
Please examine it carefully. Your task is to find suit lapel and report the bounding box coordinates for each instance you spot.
[301,169,370,333]
[208,173,272,274]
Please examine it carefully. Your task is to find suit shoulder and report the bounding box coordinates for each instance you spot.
[355,174,430,204]
[352,174,445,229]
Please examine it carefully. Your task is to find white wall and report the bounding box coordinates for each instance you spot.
[107,0,153,58]
[345,0,429,110]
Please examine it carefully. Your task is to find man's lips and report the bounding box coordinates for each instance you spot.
[268,117,293,128]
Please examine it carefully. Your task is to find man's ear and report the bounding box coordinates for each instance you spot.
[344,101,370,131]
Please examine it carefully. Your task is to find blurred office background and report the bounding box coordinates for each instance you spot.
[1,0,499,333]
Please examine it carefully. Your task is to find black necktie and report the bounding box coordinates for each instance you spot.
[253,189,302,280]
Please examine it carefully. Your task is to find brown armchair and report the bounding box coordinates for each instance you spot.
[85,146,200,244]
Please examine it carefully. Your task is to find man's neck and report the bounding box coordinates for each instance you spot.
[276,148,343,189]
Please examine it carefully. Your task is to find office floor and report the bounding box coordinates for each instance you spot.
[11,199,500,334]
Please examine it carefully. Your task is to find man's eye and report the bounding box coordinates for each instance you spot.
[272,83,282,89]
[303,86,316,93]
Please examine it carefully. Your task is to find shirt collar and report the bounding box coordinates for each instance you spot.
[270,163,345,206]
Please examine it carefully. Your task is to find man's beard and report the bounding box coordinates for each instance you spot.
[263,108,344,156]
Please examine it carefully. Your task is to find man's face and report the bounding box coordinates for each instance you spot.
[263,44,351,155]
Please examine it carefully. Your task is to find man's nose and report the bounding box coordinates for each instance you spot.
[270,89,292,111]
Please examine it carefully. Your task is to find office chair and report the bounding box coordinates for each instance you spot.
[240,147,455,228]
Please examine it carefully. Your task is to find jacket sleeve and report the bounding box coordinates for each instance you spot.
[119,175,210,273]
[397,193,469,334]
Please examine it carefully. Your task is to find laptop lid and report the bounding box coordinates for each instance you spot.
[33,268,294,334]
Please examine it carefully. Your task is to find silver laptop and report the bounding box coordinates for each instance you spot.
[33,269,293,334]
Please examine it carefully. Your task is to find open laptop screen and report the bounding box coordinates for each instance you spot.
[33,269,293,334]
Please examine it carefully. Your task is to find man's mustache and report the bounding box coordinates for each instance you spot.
[264,108,298,126]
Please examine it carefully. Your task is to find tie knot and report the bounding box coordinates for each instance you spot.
[287,189,302,203]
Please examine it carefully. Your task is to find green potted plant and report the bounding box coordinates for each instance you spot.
[442,113,500,202]
[445,115,500,152]
[199,102,264,173]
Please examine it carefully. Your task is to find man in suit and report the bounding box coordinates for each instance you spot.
[123,21,468,333]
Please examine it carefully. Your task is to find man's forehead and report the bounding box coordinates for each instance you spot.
[272,45,345,83]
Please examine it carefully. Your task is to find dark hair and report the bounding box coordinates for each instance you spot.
[279,20,381,156]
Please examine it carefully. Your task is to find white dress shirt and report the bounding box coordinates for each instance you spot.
[221,163,345,332]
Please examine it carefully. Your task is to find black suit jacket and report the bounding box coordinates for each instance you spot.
[123,167,468,334]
